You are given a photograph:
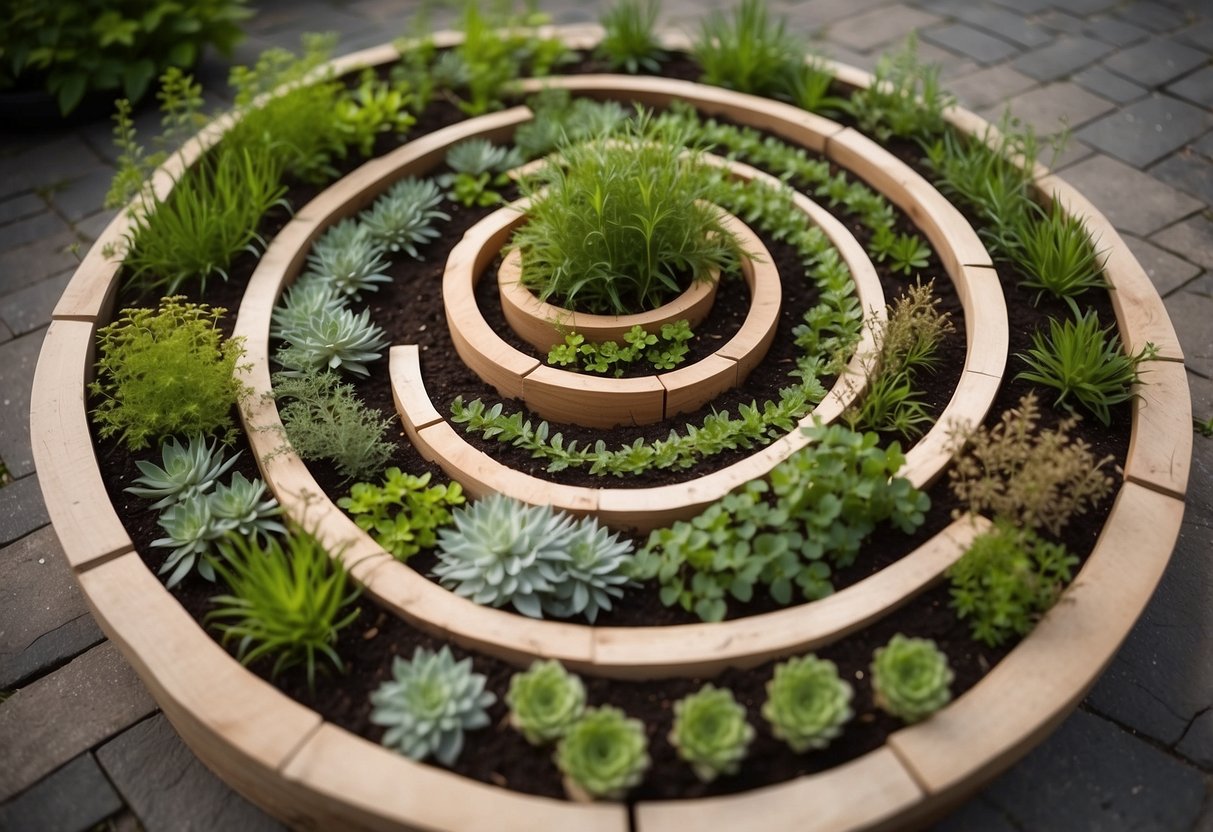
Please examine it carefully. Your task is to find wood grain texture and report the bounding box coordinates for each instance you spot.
[1124,359,1192,499]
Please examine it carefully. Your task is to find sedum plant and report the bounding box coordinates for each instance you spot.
[596,0,667,74]
[274,304,388,378]
[870,635,953,723]
[91,297,249,450]
[333,69,417,156]
[303,219,392,301]
[505,659,587,745]
[338,469,465,562]
[360,177,449,258]
[948,522,1078,647]
[1016,310,1154,426]
[762,654,853,752]
[369,646,496,766]
[555,706,650,800]
[669,684,754,782]
[126,434,238,509]
[547,321,694,375]
[208,528,360,689]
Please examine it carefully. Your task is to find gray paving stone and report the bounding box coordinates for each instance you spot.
[1163,288,1213,378]
[980,710,1206,831]
[921,23,1021,65]
[1168,66,1213,109]
[1051,0,1119,13]
[942,4,1054,48]
[1012,35,1114,81]
[828,6,943,52]
[0,319,12,344]
[1115,0,1195,34]
[1046,138,1096,172]
[933,795,1018,832]
[97,714,284,832]
[0,641,157,801]
[0,476,50,549]
[0,137,106,202]
[1196,132,1213,160]
[0,754,123,832]
[0,194,45,228]
[0,270,72,338]
[1173,19,1213,51]
[0,327,47,480]
[980,82,1114,137]
[1084,16,1151,47]
[779,0,892,30]
[0,231,81,297]
[48,168,117,223]
[1103,37,1210,89]
[1077,94,1213,166]
[1036,9,1087,35]
[1151,149,1213,207]
[988,0,1052,14]
[1072,65,1148,104]
[75,210,117,244]
[0,525,104,690]
[1123,234,1203,296]
[0,211,72,251]
[1153,213,1213,273]
[1177,708,1213,769]
[945,64,1039,111]
[1060,154,1203,236]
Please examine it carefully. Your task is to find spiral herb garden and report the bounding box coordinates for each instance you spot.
[33,2,1192,828]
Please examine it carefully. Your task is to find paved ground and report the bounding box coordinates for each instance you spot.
[0,0,1210,829]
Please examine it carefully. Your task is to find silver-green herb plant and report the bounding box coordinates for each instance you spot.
[370,646,496,766]
[669,684,755,782]
[555,706,650,800]
[762,654,853,752]
[505,659,587,745]
[870,635,954,723]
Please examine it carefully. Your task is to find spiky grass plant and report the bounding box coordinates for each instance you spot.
[762,654,853,752]
[360,177,449,258]
[506,659,587,745]
[208,528,360,690]
[842,35,952,143]
[274,304,388,378]
[513,91,629,159]
[369,646,496,765]
[669,684,754,782]
[998,201,1108,314]
[597,0,667,74]
[514,115,740,315]
[303,219,392,300]
[693,0,803,99]
[555,707,650,800]
[925,121,1038,234]
[1016,310,1154,426]
[870,635,953,723]
[126,434,239,509]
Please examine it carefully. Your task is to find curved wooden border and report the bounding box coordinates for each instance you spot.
[30,27,1190,832]
[498,248,720,352]
[445,197,780,427]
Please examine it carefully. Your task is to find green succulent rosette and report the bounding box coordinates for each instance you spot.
[762,654,853,752]
[506,660,587,745]
[555,706,650,800]
[669,684,755,782]
[870,634,954,723]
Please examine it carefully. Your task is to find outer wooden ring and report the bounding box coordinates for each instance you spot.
[32,27,1190,831]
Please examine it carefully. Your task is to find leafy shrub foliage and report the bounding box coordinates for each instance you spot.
[669,684,754,782]
[370,646,496,765]
[506,660,587,745]
[949,392,1114,535]
[338,469,465,561]
[207,527,360,689]
[555,707,650,800]
[870,635,953,723]
[90,297,249,450]
[948,523,1078,647]
[270,369,395,483]
[762,654,853,752]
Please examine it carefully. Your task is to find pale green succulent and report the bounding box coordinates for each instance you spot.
[126,434,239,510]
[432,494,576,619]
[360,178,449,258]
[543,519,634,623]
[208,472,286,541]
[304,219,391,300]
[270,278,347,343]
[669,684,754,782]
[274,304,388,378]
[505,660,586,745]
[369,646,496,766]
[870,634,954,723]
[555,706,650,800]
[445,138,523,175]
[762,654,853,752]
[152,492,223,588]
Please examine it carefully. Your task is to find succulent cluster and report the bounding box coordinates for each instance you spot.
[762,654,853,752]
[274,304,388,378]
[555,706,651,800]
[302,218,391,300]
[432,494,634,622]
[669,685,755,782]
[505,660,587,745]
[370,646,496,766]
[870,635,954,723]
[360,177,449,257]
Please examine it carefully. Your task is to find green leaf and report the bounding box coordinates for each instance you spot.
[55,72,87,115]
[122,59,156,102]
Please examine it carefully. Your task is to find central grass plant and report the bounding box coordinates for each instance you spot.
[512,116,741,315]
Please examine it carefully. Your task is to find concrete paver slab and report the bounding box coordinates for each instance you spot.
[1058,154,1203,236]
[0,753,123,832]
[1077,94,1213,167]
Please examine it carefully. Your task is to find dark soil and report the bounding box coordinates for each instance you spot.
[92,50,1132,803]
